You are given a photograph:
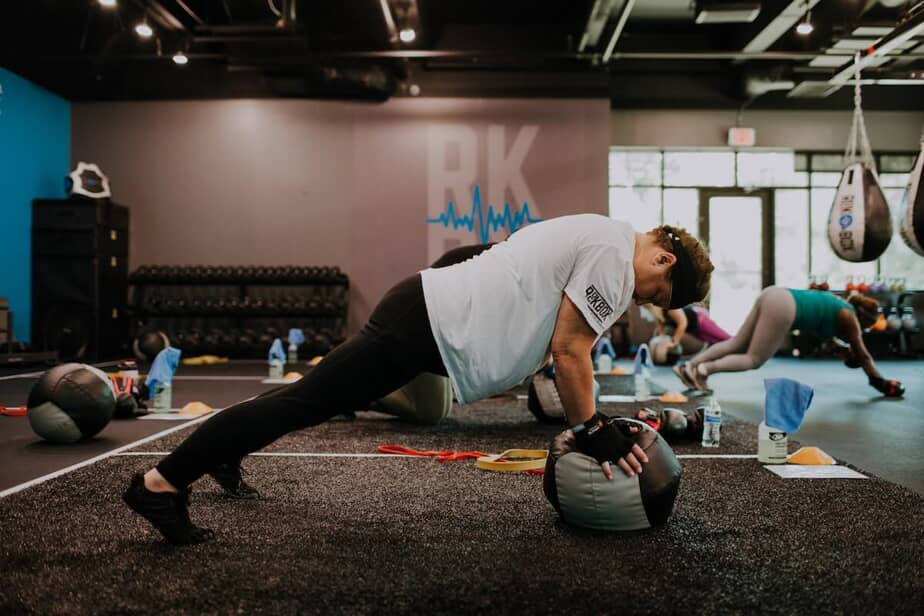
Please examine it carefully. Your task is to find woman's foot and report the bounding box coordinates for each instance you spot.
[122,473,215,545]
[673,363,697,390]
[209,463,260,499]
[685,363,712,393]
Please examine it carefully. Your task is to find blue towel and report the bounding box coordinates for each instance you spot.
[764,378,814,433]
[268,338,286,362]
[288,328,305,347]
[633,343,652,375]
[146,346,181,399]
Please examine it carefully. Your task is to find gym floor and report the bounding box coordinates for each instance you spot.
[1,358,922,614]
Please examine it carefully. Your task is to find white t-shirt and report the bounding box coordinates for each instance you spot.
[421,214,635,403]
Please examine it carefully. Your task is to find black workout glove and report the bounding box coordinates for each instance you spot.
[573,414,636,464]
[870,376,905,398]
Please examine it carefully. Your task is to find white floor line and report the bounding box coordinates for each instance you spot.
[678,454,758,459]
[0,360,123,382]
[115,451,417,458]
[172,375,271,381]
[0,414,212,499]
[113,451,757,460]
[0,370,48,381]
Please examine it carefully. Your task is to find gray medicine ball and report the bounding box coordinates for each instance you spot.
[543,417,682,531]
[27,363,116,443]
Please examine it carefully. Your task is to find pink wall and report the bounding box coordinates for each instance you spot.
[72,98,609,332]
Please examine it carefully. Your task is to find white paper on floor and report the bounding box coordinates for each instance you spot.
[764,465,868,479]
[598,395,637,403]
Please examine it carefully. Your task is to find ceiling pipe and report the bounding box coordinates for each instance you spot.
[601,0,636,63]
[578,0,618,52]
[740,0,824,55]
[379,0,399,44]
[170,0,203,25]
[52,49,924,63]
[276,0,298,29]
[828,7,924,84]
[131,0,186,32]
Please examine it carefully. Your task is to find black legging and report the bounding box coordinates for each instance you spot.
[156,274,446,489]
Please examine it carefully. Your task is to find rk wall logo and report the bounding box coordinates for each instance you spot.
[425,125,542,256]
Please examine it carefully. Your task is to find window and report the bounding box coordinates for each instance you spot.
[664,151,735,187]
[609,148,923,290]
[774,190,809,289]
[608,186,661,232]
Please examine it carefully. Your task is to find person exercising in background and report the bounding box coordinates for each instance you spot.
[647,304,731,349]
[675,287,905,398]
[123,216,713,545]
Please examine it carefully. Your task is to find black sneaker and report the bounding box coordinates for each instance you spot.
[209,462,260,499]
[122,473,215,545]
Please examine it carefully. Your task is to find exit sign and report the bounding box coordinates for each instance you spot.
[728,127,756,147]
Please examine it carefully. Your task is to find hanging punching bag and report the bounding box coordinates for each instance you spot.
[898,145,924,257]
[828,55,893,263]
[827,163,892,262]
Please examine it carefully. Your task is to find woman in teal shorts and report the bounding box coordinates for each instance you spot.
[676,287,904,397]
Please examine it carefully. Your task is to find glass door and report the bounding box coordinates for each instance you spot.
[699,189,773,335]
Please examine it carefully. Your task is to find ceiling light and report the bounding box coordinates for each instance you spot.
[172,52,188,65]
[98,0,117,8]
[135,22,153,38]
[399,28,416,43]
[796,10,813,35]
[694,1,761,24]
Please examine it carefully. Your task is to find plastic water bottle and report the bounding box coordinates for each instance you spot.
[596,354,613,374]
[268,358,284,380]
[901,307,918,331]
[701,396,722,448]
[757,421,788,463]
[287,342,298,364]
[152,383,172,413]
[635,369,651,401]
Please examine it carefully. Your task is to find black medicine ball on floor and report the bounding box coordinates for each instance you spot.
[543,417,682,531]
[27,363,116,443]
[133,330,170,363]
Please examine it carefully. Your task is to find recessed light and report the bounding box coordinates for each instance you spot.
[135,22,153,38]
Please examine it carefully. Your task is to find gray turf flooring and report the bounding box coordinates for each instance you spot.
[2,393,923,615]
[1,359,923,614]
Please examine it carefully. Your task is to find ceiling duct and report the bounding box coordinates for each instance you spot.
[695,0,762,24]
[267,65,396,102]
[741,68,796,98]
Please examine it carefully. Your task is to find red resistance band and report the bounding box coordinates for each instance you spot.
[377,445,545,475]
[377,444,489,463]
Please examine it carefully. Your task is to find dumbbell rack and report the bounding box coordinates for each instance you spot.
[127,265,349,359]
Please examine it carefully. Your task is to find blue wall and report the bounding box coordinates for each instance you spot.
[0,68,70,343]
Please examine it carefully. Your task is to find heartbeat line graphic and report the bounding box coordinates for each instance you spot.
[425,185,542,243]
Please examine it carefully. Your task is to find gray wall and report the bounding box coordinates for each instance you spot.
[611,110,924,150]
[72,98,610,333]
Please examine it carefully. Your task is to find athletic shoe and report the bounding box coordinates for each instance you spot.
[209,462,260,499]
[123,473,215,545]
[685,364,713,394]
[672,363,697,390]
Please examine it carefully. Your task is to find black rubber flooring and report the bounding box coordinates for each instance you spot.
[1,362,923,615]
